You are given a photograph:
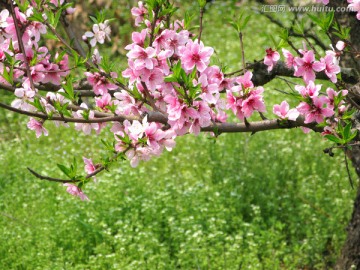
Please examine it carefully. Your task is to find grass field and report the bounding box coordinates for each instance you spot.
[0,1,356,269]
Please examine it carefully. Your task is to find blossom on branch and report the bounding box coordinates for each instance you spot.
[63,184,89,201]
[264,48,280,72]
[348,0,360,20]
[294,50,325,83]
[83,20,111,47]
[27,118,48,138]
[273,101,299,121]
[179,40,214,73]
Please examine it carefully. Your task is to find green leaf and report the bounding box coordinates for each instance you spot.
[279,28,289,41]
[28,97,45,113]
[53,9,62,28]
[1,66,11,84]
[324,11,334,31]
[198,0,207,8]
[348,130,358,142]
[242,14,251,30]
[57,164,71,178]
[164,75,178,83]
[184,11,195,29]
[324,134,343,144]
[343,122,352,141]
[4,52,15,65]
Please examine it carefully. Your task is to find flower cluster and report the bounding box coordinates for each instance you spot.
[226,71,266,120]
[111,116,176,167]
[1,5,71,122]
[0,1,354,200]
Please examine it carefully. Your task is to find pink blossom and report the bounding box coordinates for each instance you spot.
[153,29,175,53]
[0,9,9,28]
[27,118,48,138]
[126,45,157,70]
[203,65,224,85]
[196,73,220,104]
[326,88,348,109]
[27,20,47,43]
[142,68,164,91]
[5,8,27,34]
[83,157,96,175]
[164,30,189,56]
[348,0,360,20]
[273,101,299,121]
[131,1,147,26]
[41,63,62,85]
[157,50,172,75]
[126,147,152,168]
[83,20,111,47]
[264,48,280,71]
[241,87,266,118]
[235,71,254,89]
[294,50,325,83]
[92,48,102,64]
[336,41,346,51]
[73,103,99,135]
[114,90,141,116]
[58,54,70,77]
[282,49,295,68]
[125,29,148,50]
[63,183,89,201]
[180,40,214,72]
[95,93,113,111]
[295,81,321,98]
[316,0,329,4]
[296,96,334,123]
[11,82,36,110]
[226,91,244,120]
[144,122,164,149]
[320,52,341,83]
[85,72,118,96]
[122,60,142,85]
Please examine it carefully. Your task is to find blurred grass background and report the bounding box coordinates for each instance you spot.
[0,0,356,269]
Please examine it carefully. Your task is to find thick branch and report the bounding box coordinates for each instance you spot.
[251,61,358,86]
[201,117,320,133]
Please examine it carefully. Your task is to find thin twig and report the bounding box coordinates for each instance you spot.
[149,8,159,46]
[198,7,204,43]
[344,151,354,189]
[0,101,138,123]
[29,147,130,182]
[259,11,327,51]
[59,14,87,58]
[224,60,261,77]
[239,32,246,72]
[27,167,79,183]
[9,1,36,92]
[141,82,167,115]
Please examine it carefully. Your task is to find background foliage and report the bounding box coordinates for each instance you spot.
[0,1,356,269]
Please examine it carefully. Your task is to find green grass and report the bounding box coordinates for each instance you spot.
[0,1,356,269]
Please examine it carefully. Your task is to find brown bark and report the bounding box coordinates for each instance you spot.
[330,1,360,269]
[336,148,360,270]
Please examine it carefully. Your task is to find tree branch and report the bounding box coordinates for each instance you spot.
[201,117,321,133]
[27,167,79,183]
[250,61,358,86]
[9,1,36,92]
